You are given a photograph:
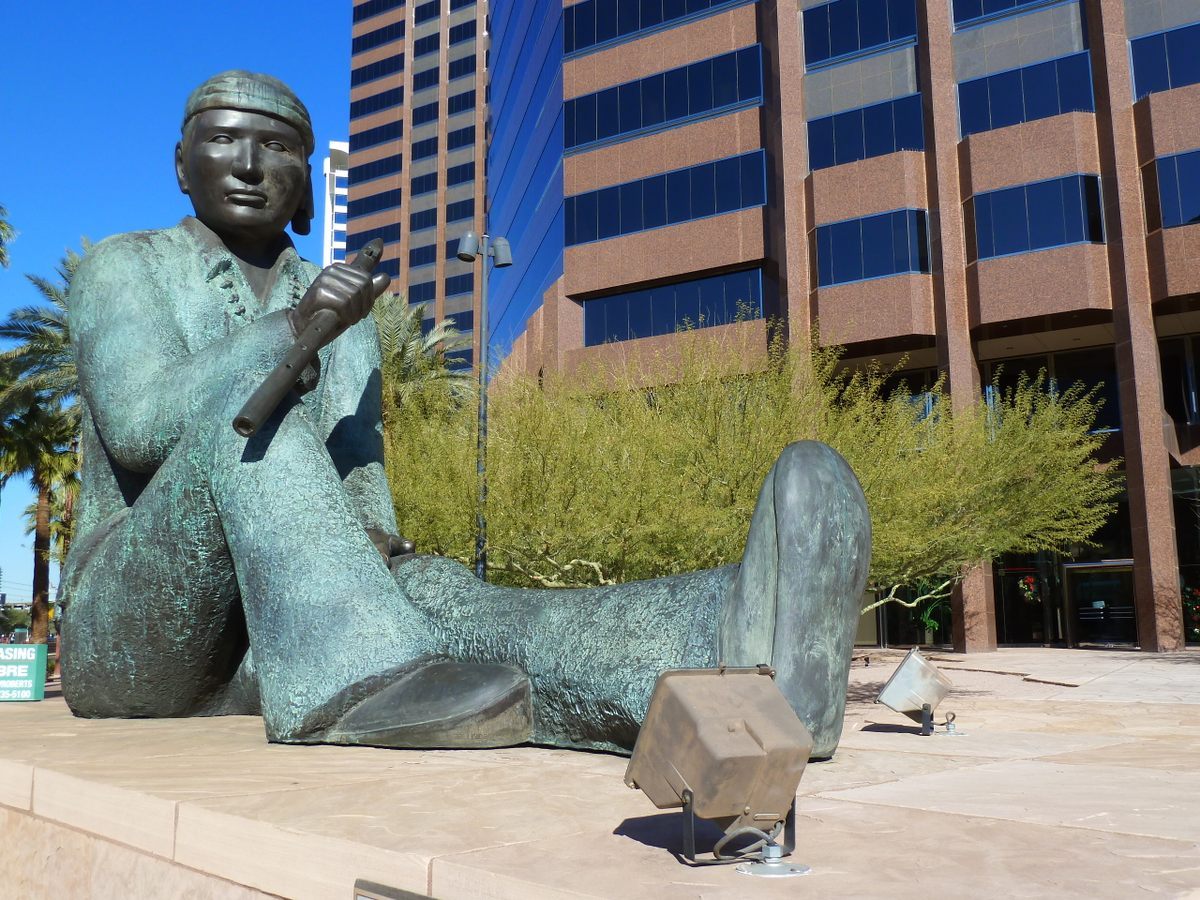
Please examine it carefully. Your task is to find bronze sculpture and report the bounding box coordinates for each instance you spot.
[61,71,871,758]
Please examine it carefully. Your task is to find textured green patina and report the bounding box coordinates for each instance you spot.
[59,71,872,759]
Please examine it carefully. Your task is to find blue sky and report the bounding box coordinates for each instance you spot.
[0,1,353,601]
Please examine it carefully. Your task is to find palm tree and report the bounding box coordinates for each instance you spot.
[372,292,473,419]
[22,466,80,567]
[0,203,16,269]
[0,242,85,426]
[0,403,76,643]
[0,244,86,644]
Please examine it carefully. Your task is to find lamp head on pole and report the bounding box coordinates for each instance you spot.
[491,237,513,267]
[456,230,480,262]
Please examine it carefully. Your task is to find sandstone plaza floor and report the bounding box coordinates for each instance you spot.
[2,647,1199,899]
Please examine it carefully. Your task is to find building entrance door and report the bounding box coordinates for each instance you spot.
[1062,561,1137,646]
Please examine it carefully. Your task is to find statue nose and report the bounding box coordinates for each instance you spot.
[232,140,263,182]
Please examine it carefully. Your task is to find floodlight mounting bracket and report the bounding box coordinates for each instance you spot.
[679,790,797,867]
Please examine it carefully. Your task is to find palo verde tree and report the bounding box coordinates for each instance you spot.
[382,326,1120,601]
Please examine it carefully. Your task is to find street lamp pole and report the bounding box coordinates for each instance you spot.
[456,231,512,582]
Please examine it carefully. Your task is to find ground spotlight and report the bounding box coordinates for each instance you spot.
[624,666,813,876]
[876,648,961,735]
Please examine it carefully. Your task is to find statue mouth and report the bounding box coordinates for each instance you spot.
[226,191,268,208]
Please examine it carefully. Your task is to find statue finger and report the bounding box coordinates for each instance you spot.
[370,271,391,300]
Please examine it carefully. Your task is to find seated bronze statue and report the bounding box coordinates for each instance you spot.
[61,71,871,758]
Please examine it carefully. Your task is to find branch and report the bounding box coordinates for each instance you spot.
[860,576,956,615]
[492,549,617,588]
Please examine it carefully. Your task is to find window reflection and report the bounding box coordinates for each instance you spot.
[1131,22,1200,99]
[565,46,763,151]
[808,94,924,170]
[582,268,765,345]
[565,150,767,245]
[966,175,1104,262]
[957,52,1094,137]
[813,209,930,287]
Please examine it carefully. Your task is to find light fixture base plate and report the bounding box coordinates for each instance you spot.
[735,860,812,878]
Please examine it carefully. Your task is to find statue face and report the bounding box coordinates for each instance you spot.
[176,108,309,245]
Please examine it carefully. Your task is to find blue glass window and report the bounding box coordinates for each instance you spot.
[448,125,476,149]
[952,0,1060,26]
[564,46,763,151]
[350,120,403,151]
[410,208,438,231]
[351,54,405,87]
[445,273,475,295]
[410,244,437,267]
[958,51,1094,137]
[335,176,349,190]
[411,172,437,196]
[1131,23,1200,100]
[814,209,929,286]
[450,0,475,8]
[353,20,405,54]
[447,310,474,331]
[808,93,923,170]
[565,149,766,246]
[350,87,404,119]
[445,348,473,369]
[409,280,436,304]
[413,101,439,126]
[353,0,405,24]
[413,66,440,91]
[583,268,765,345]
[348,188,402,218]
[1153,149,1200,229]
[414,0,439,23]
[447,161,475,185]
[446,198,475,222]
[413,33,439,57]
[333,210,347,226]
[449,57,475,80]
[412,136,438,159]
[967,174,1104,262]
[448,89,476,114]
[803,0,918,68]
[347,223,401,251]
[450,20,477,44]
[565,0,755,57]
[377,258,400,278]
[349,154,403,184]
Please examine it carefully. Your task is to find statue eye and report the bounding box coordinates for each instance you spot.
[208,134,233,144]
[264,141,289,152]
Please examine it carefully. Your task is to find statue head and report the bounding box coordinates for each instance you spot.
[175,71,316,244]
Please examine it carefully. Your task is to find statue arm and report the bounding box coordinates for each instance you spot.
[70,240,299,474]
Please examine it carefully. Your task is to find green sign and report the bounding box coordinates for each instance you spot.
[0,645,47,701]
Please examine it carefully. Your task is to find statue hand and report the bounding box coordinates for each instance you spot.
[365,527,416,562]
[290,261,391,345]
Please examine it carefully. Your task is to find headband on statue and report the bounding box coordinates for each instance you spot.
[182,70,315,156]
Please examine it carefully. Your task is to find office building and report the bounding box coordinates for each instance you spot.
[322,141,350,267]
[348,0,487,366]
[349,0,1200,652]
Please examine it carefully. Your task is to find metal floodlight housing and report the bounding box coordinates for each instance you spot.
[491,236,513,267]
[456,230,480,262]
[625,666,812,866]
[876,648,956,735]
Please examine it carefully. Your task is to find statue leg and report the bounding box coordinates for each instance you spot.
[395,441,870,758]
[64,384,530,746]
[718,440,871,758]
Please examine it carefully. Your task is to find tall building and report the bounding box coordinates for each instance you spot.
[322,141,349,267]
[347,0,488,366]
[348,0,1200,652]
